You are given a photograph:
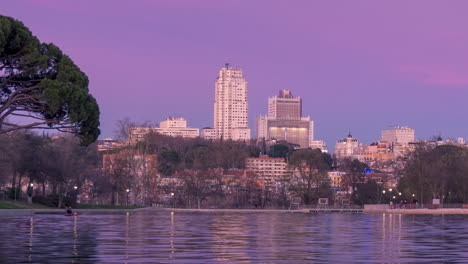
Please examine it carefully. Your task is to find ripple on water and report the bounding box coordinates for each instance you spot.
[1,212,468,263]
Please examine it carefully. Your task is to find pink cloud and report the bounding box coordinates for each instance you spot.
[400,65,468,87]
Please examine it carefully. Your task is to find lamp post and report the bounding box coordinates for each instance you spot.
[170,192,175,208]
[27,183,34,204]
[126,189,130,206]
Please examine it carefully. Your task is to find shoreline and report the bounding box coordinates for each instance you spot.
[1,207,468,216]
[363,208,468,214]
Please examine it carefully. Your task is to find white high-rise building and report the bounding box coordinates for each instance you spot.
[381,126,415,144]
[212,64,250,140]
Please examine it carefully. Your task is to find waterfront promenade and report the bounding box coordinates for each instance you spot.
[2,206,468,216]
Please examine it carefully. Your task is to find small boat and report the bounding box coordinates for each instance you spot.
[65,212,78,216]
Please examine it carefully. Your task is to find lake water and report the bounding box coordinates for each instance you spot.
[1,212,467,263]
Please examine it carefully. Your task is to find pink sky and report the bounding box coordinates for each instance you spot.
[3,0,468,147]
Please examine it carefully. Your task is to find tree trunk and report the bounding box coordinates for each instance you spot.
[58,195,64,208]
[11,169,17,197]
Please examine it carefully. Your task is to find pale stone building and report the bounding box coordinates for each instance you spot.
[245,155,292,188]
[128,117,199,144]
[328,171,346,188]
[212,64,251,140]
[201,127,217,140]
[381,126,415,144]
[310,140,328,153]
[333,133,363,159]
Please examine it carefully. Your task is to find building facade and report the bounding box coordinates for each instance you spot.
[255,90,314,148]
[128,117,199,144]
[333,133,363,159]
[245,155,292,188]
[381,126,415,144]
[310,140,328,153]
[268,89,302,119]
[212,64,251,140]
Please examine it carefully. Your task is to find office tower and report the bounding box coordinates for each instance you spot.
[268,89,302,119]
[211,63,251,140]
[255,90,313,148]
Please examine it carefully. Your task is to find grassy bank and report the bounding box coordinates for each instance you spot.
[0,200,53,209]
[0,201,23,209]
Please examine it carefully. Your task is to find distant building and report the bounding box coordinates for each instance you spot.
[211,64,251,140]
[328,171,345,188]
[128,117,199,144]
[310,140,328,153]
[255,90,314,148]
[268,89,302,119]
[201,127,217,140]
[334,133,363,159]
[355,141,394,163]
[245,155,292,188]
[96,138,124,152]
[381,126,415,144]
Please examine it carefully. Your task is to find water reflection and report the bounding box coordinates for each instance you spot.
[1,212,468,263]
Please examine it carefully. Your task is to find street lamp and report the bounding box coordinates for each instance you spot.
[74,186,78,190]
[382,190,386,194]
[389,188,393,192]
[126,189,130,206]
[398,192,402,196]
[170,193,175,208]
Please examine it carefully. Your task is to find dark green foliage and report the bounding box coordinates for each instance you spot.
[157,149,181,176]
[32,194,76,208]
[268,144,291,159]
[146,134,258,172]
[288,148,332,204]
[0,15,100,145]
[353,180,381,205]
[5,187,21,200]
[398,143,468,203]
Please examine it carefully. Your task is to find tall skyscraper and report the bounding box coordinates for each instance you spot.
[255,90,314,148]
[212,64,250,140]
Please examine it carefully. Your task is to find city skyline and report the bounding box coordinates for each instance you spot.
[3,1,468,147]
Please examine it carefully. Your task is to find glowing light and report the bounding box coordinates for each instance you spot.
[382,190,386,194]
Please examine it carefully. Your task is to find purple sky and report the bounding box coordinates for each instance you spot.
[3,1,468,148]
